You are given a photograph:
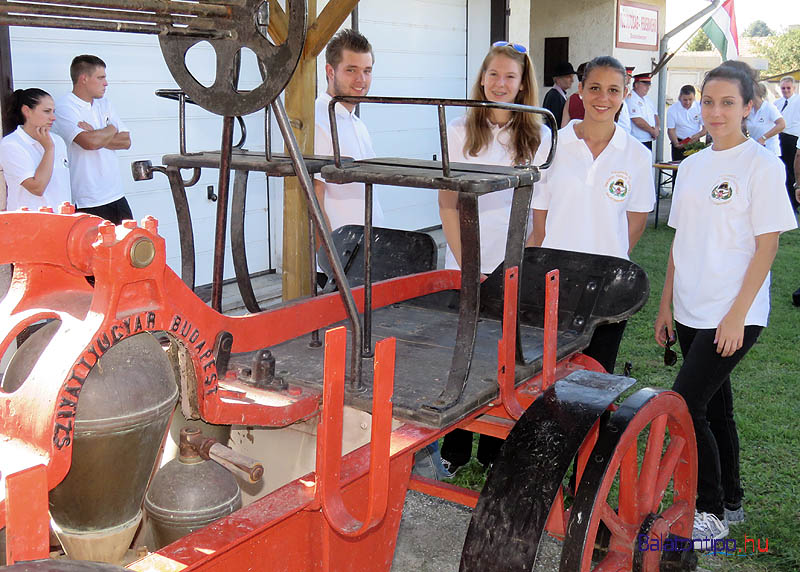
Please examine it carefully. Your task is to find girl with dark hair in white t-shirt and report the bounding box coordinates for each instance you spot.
[0,88,71,211]
[530,55,654,374]
[654,61,797,546]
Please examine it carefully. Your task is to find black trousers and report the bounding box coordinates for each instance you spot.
[441,321,627,468]
[641,140,653,150]
[77,196,133,225]
[672,322,762,517]
[779,133,798,212]
[582,320,627,374]
[671,144,688,162]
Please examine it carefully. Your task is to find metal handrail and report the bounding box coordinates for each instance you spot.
[327,96,559,174]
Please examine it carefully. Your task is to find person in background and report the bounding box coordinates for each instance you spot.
[530,56,653,375]
[667,85,706,161]
[655,61,796,548]
[627,73,659,150]
[745,82,784,157]
[439,41,544,476]
[561,62,587,127]
[616,66,634,134]
[777,76,799,212]
[0,88,70,211]
[542,62,575,126]
[53,55,131,224]
[313,28,384,233]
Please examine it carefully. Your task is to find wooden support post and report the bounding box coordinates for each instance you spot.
[281,0,360,301]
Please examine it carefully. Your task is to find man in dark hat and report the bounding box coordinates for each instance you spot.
[542,61,576,125]
[626,72,659,149]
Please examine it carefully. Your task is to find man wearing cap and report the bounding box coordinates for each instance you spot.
[626,73,659,150]
[542,62,575,126]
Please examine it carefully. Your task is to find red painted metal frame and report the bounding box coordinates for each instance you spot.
[4,464,49,564]
[0,211,611,569]
[0,211,460,528]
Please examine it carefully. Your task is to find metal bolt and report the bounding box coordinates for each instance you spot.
[98,221,116,245]
[130,237,156,268]
[59,202,76,214]
[38,206,53,213]
[122,219,137,230]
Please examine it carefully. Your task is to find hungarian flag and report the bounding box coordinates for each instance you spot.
[702,0,739,61]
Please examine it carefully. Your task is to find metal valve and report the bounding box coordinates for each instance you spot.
[180,427,263,483]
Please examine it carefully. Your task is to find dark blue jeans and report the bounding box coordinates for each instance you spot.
[672,322,762,518]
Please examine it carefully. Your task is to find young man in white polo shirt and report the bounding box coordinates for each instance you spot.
[314,29,384,233]
[667,85,705,161]
[53,54,132,224]
[626,73,659,150]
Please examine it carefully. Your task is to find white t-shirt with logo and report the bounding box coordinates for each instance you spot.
[532,120,655,260]
[668,138,797,329]
[0,126,71,211]
[626,91,658,143]
[443,115,544,274]
[52,93,128,209]
[746,100,782,156]
[666,101,703,141]
[314,91,384,231]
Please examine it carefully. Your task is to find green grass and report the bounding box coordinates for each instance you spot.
[450,224,800,571]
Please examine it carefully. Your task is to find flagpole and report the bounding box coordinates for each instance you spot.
[655,0,721,163]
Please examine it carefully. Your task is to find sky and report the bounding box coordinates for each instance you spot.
[667,0,800,49]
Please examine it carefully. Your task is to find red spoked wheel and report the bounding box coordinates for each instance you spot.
[560,388,698,571]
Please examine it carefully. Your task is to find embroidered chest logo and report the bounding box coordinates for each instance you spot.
[710,179,735,203]
[605,173,631,201]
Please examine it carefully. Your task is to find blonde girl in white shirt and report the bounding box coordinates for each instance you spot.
[654,61,797,545]
[438,42,544,473]
[0,88,70,211]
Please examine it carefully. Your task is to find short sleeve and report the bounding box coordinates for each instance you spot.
[0,140,36,189]
[446,120,467,163]
[666,106,677,129]
[313,121,333,183]
[749,153,798,235]
[667,162,689,229]
[627,97,645,120]
[626,145,655,213]
[531,129,554,210]
[766,102,782,125]
[53,101,83,145]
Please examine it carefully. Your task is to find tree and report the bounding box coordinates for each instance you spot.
[756,28,800,75]
[687,30,712,52]
[744,20,773,37]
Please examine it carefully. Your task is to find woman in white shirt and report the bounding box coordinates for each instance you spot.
[438,41,545,474]
[529,56,654,374]
[0,88,70,211]
[654,61,797,545]
[745,82,784,156]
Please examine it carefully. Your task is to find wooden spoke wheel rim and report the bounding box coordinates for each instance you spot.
[561,388,698,572]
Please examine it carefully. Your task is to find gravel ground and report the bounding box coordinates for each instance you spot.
[392,489,711,571]
[391,490,563,571]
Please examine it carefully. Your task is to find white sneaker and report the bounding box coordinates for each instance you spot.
[692,511,729,551]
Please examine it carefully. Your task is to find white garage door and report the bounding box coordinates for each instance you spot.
[7,27,272,287]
